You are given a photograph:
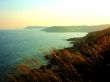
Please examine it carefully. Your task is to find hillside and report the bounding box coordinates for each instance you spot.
[7,28,110,82]
[42,24,110,32]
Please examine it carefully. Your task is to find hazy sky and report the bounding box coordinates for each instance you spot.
[0,0,110,29]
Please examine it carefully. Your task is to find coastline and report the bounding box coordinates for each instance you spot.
[7,27,110,82]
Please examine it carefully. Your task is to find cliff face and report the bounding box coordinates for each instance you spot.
[72,28,110,81]
[7,28,110,82]
[73,28,110,60]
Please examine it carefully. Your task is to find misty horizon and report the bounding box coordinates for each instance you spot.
[1,0,110,29]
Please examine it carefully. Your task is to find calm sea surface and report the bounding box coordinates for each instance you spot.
[0,29,87,80]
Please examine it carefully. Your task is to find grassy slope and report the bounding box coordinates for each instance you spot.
[7,28,110,82]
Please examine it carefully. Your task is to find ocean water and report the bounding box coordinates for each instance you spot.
[0,29,87,80]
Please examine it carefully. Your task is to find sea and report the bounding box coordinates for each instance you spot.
[0,28,87,81]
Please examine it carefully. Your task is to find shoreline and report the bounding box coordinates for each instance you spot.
[6,27,110,82]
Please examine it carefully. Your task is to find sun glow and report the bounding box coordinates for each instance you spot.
[0,0,110,29]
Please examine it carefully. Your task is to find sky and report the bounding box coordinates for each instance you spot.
[0,0,110,29]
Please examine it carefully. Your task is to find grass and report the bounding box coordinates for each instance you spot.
[7,27,110,82]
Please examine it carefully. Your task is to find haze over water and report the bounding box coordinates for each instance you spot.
[0,29,87,75]
[0,0,110,81]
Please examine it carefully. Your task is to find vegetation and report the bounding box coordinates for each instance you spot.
[7,27,110,82]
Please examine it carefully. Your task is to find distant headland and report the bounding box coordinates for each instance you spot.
[25,26,47,29]
[42,24,110,32]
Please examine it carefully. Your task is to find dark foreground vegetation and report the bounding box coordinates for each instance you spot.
[7,27,110,82]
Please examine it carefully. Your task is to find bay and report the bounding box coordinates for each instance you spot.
[0,29,87,75]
